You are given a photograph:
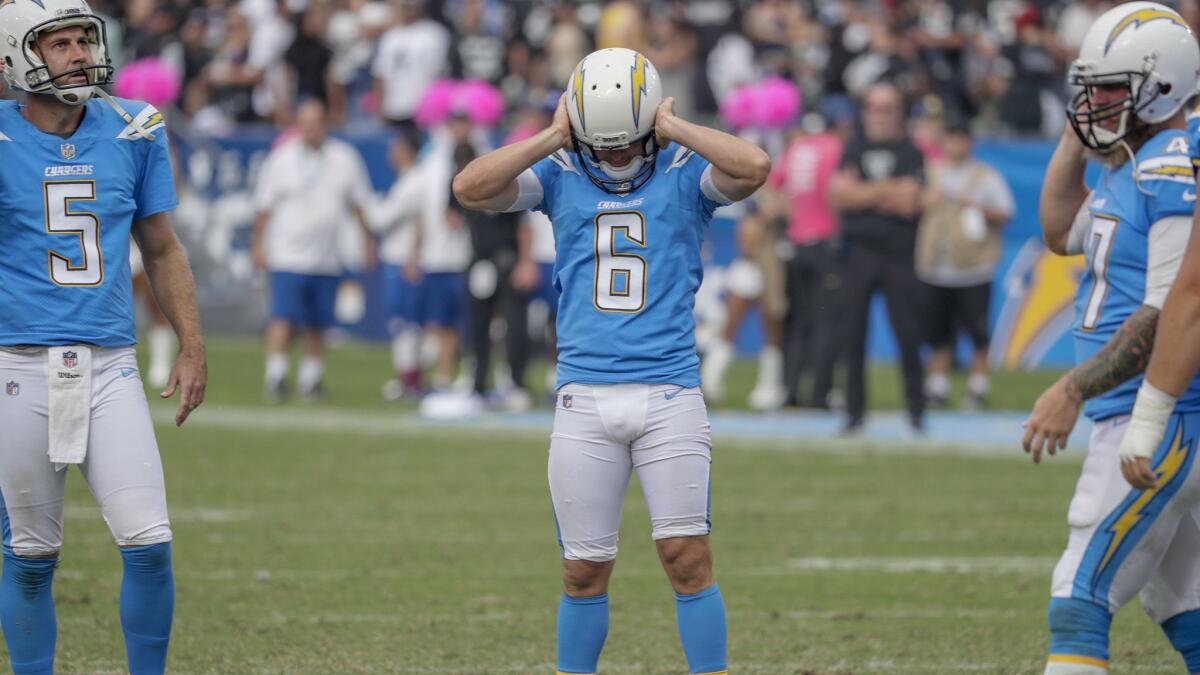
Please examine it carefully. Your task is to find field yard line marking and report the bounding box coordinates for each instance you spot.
[786,607,1020,620]
[152,404,1088,457]
[54,556,1056,584]
[783,556,1056,574]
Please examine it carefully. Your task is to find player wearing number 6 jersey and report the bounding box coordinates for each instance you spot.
[1022,4,1200,674]
[0,0,205,673]
[453,48,769,675]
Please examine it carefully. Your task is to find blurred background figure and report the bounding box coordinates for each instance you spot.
[370,134,424,401]
[130,241,175,389]
[829,81,926,435]
[701,205,789,411]
[373,0,450,141]
[701,75,802,411]
[916,116,1014,411]
[769,111,849,411]
[251,99,376,401]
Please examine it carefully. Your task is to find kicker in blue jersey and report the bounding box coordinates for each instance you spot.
[530,142,730,389]
[1075,127,1200,420]
[0,97,177,347]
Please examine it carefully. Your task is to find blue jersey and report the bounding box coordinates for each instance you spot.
[1188,103,1200,147]
[0,98,176,347]
[532,144,727,388]
[1075,128,1200,420]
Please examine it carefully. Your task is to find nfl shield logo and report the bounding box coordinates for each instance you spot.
[562,394,573,409]
[62,351,78,369]
[60,143,75,160]
[5,381,17,397]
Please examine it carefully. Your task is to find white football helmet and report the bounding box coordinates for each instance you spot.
[1067,1,1200,150]
[566,48,663,193]
[0,0,113,105]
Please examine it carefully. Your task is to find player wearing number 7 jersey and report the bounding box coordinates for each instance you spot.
[0,0,205,673]
[453,48,769,675]
[1021,4,1200,674]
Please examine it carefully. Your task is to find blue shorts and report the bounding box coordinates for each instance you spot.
[269,271,340,328]
[382,264,420,325]
[416,272,465,328]
[535,262,560,311]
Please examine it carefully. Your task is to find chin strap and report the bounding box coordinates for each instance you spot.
[95,88,156,141]
[1117,138,1153,196]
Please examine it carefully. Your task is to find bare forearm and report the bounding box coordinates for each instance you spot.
[1145,270,1200,397]
[829,175,882,212]
[517,220,533,264]
[252,212,268,247]
[142,242,205,354]
[1065,305,1159,402]
[1039,130,1090,254]
[453,127,566,208]
[657,114,770,186]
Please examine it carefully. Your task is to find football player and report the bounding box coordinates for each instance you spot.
[0,0,206,673]
[1021,4,1200,673]
[452,48,769,675]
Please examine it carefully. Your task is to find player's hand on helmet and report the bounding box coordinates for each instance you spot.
[162,346,207,427]
[655,97,677,147]
[552,93,572,149]
[1022,375,1082,463]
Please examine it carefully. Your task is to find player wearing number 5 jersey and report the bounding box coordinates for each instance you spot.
[0,0,206,673]
[454,48,769,675]
[1022,4,1200,674]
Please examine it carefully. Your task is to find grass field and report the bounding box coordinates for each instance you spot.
[16,338,1184,674]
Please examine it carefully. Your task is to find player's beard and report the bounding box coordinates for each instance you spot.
[1091,118,1158,168]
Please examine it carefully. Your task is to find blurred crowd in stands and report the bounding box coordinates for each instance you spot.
[12,0,1190,139]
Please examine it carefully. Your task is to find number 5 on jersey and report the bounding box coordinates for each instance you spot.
[594,211,647,312]
[44,181,104,286]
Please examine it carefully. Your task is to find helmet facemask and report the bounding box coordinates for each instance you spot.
[1067,59,1163,152]
[15,16,113,105]
[573,132,658,194]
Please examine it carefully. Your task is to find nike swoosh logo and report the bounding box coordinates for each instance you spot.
[120,368,136,378]
[664,387,686,400]
[1185,191,1196,202]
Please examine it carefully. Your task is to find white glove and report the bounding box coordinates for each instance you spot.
[1119,381,1176,464]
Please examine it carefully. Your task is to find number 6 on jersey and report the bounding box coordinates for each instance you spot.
[593,211,646,312]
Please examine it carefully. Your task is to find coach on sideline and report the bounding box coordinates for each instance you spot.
[828,80,927,435]
[251,99,377,401]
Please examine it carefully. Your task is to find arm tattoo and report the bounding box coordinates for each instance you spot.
[1066,304,1160,402]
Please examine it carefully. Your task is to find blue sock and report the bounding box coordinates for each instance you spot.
[676,583,727,674]
[119,543,174,675]
[556,593,608,674]
[1048,597,1111,663]
[0,551,57,675]
[1163,609,1200,673]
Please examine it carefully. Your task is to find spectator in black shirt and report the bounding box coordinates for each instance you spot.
[285,4,343,123]
[446,137,534,409]
[828,80,927,435]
